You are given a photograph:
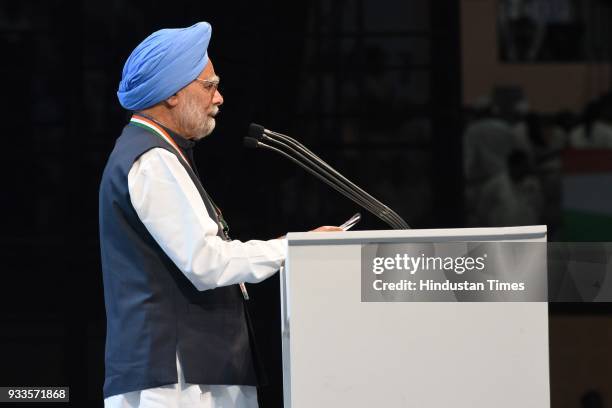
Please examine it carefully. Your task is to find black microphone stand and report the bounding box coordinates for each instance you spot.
[244,125,410,229]
[256,126,409,229]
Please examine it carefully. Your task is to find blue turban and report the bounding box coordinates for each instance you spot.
[117,22,211,111]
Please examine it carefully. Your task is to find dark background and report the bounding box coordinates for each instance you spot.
[1,0,611,407]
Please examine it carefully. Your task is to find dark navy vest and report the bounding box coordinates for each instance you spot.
[99,122,262,398]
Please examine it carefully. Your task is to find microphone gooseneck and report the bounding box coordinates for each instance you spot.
[259,137,396,226]
[250,123,407,228]
[265,135,401,228]
[244,124,410,229]
[260,127,408,229]
[246,139,399,227]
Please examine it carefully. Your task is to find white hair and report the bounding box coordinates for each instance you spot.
[176,90,218,140]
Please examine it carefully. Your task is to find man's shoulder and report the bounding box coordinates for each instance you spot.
[101,125,173,182]
[109,124,175,163]
[115,123,164,149]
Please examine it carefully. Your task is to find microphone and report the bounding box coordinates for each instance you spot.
[245,126,409,229]
[243,137,260,149]
[246,131,403,229]
[244,125,410,229]
[244,137,396,227]
[249,124,409,229]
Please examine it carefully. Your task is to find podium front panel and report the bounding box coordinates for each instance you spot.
[281,226,549,408]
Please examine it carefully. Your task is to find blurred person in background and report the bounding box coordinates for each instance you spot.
[570,93,612,149]
[464,90,543,227]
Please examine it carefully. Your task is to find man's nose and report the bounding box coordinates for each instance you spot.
[213,89,224,106]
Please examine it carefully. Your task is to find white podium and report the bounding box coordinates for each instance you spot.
[281,226,549,408]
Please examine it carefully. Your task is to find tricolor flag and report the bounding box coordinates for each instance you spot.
[563,150,612,241]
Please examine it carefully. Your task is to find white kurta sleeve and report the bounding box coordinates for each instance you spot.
[127,147,287,292]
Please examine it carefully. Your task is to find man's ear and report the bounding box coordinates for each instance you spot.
[164,93,180,107]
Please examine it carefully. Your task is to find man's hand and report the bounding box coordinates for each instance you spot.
[310,226,344,232]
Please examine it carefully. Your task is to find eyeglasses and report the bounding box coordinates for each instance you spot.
[194,76,220,95]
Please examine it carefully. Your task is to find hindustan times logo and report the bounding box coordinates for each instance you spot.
[372,253,487,275]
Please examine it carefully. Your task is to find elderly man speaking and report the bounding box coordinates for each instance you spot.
[99,22,340,408]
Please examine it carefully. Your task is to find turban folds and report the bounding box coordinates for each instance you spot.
[117,22,211,111]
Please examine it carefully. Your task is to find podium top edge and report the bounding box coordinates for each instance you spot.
[286,225,548,246]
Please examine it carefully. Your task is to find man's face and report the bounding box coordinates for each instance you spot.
[175,60,224,140]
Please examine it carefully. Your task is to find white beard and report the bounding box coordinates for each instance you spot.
[176,93,218,140]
